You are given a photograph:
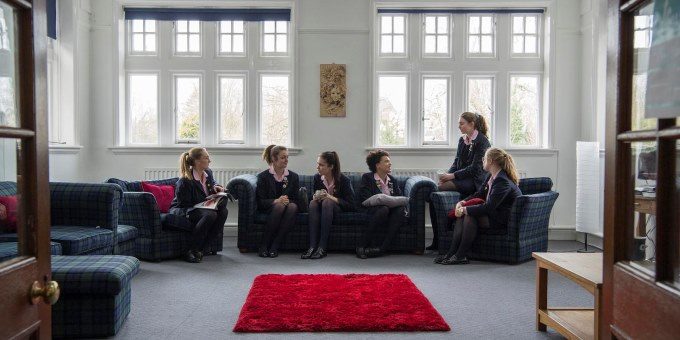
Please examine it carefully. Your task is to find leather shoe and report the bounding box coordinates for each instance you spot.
[258,246,269,258]
[433,254,447,264]
[268,250,279,258]
[183,250,200,263]
[356,247,367,259]
[193,250,203,262]
[301,248,315,259]
[366,247,382,258]
[310,248,327,259]
[441,254,469,265]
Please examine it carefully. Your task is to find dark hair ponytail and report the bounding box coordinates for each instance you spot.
[460,111,489,136]
[262,145,287,165]
[320,151,341,180]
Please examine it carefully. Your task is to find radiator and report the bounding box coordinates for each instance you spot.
[144,168,259,184]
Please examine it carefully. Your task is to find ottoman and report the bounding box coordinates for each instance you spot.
[51,255,140,338]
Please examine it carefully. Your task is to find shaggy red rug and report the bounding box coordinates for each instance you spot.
[233,273,450,332]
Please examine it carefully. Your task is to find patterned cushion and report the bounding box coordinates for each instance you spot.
[42,226,113,255]
[116,225,138,243]
[0,241,62,261]
[51,255,140,295]
[107,178,179,192]
[161,213,193,231]
[0,181,17,196]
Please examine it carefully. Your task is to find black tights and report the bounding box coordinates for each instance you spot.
[446,214,489,258]
[187,200,228,252]
[308,199,340,249]
[262,202,298,252]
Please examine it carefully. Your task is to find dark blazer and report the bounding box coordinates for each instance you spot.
[465,170,522,229]
[448,133,491,191]
[313,173,356,212]
[256,169,300,211]
[358,172,403,208]
[169,168,219,216]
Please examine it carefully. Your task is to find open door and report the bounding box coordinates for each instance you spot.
[0,0,56,338]
[603,0,680,338]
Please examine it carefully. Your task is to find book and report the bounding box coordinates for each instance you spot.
[191,192,233,211]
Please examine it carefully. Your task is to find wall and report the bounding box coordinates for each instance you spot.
[48,0,587,233]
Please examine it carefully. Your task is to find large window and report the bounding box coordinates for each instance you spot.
[124,11,293,147]
[374,9,545,148]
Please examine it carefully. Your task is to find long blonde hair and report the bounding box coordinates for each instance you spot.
[262,145,287,165]
[485,147,519,185]
[179,147,206,179]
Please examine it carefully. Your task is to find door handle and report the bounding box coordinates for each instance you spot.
[30,280,60,305]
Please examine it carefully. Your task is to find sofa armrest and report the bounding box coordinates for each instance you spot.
[429,191,462,229]
[227,174,258,226]
[50,182,122,232]
[119,192,163,238]
[508,191,559,240]
[403,176,437,224]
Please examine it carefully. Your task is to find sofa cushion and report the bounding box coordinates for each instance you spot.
[107,178,179,192]
[0,195,18,232]
[161,213,193,232]
[116,224,138,243]
[51,255,140,295]
[2,226,114,255]
[141,182,174,213]
[0,241,62,261]
[333,212,369,225]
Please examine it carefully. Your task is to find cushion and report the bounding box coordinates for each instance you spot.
[362,194,409,208]
[116,224,138,243]
[0,195,18,232]
[51,255,140,295]
[142,182,175,213]
[0,241,63,261]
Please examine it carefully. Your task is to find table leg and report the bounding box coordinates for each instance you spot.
[536,264,547,331]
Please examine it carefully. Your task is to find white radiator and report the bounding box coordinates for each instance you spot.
[144,168,259,184]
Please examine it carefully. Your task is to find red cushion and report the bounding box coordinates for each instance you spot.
[447,198,486,219]
[141,182,175,213]
[0,195,18,232]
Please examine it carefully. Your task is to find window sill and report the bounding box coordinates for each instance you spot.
[109,146,302,155]
[49,145,83,154]
[369,147,558,157]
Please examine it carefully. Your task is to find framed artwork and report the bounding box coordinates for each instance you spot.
[320,64,346,117]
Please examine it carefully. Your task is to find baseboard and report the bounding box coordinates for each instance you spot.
[548,226,578,240]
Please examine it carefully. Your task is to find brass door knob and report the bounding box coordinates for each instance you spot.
[30,280,60,305]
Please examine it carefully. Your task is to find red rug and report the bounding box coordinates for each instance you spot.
[233,273,450,332]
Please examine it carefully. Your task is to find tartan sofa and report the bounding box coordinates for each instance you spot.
[227,173,437,253]
[430,177,559,264]
[0,181,136,256]
[51,255,140,338]
[0,241,63,261]
[106,178,223,261]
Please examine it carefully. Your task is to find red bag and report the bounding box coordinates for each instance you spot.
[447,198,485,219]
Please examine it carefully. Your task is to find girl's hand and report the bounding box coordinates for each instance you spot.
[214,185,225,193]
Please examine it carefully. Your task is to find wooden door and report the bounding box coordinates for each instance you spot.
[603,0,680,338]
[0,0,56,338]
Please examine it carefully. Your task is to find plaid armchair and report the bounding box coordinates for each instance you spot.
[0,181,134,255]
[227,173,437,254]
[430,177,559,263]
[106,178,223,261]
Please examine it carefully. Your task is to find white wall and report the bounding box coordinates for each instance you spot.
[48,0,588,232]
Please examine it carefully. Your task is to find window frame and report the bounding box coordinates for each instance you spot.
[173,20,202,57]
[374,72,410,147]
[261,20,289,56]
[422,14,451,58]
[508,72,543,148]
[216,72,247,144]
[126,71,161,146]
[420,74,452,146]
[378,13,408,57]
[466,14,496,58]
[510,14,541,58]
[127,19,158,56]
[217,20,246,57]
[172,73,203,144]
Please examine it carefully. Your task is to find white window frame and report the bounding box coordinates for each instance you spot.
[217,20,246,57]
[173,20,202,56]
[466,14,496,58]
[172,73,203,144]
[127,19,158,56]
[422,14,451,58]
[508,72,543,148]
[510,14,540,58]
[374,72,410,147]
[216,73,247,144]
[126,72,161,145]
[261,20,289,56]
[421,74,451,145]
[465,74,497,141]
[258,72,292,146]
[378,14,407,57]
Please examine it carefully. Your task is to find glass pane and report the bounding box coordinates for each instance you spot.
[467,77,494,138]
[469,35,480,53]
[513,35,524,53]
[425,16,436,34]
[132,33,144,51]
[0,4,18,128]
[264,34,275,52]
[393,35,404,53]
[423,78,448,143]
[526,16,537,34]
[260,75,290,145]
[145,20,156,32]
[176,34,187,52]
[381,16,392,34]
[425,35,436,53]
[233,34,244,53]
[177,20,188,33]
[631,3,656,130]
[437,36,448,54]
[233,21,244,33]
[221,21,231,33]
[526,36,537,54]
[276,21,287,33]
[175,77,200,141]
[437,16,448,34]
[145,34,156,52]
[629,141,657,275]
[264,21,276,33]
[189,34,200,52]
[513,16,524,33]
[393,16,404,34]
[220,35,232,53]
[381,35,392,53]
[219,77,244,142]
[189,21,200,33]
[481,35,493,53]
[469,16,480,34]
[132,19,144,32]
[129,74,158,144]
[276,34,287,53]
[481,16,493,34]
[0,138,22,260]
[510,76,540,146]
[378,76,407,146]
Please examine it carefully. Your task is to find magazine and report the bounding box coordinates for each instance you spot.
[191,192,233,211]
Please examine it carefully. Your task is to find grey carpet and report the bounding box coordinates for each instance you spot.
[112,239,596,340]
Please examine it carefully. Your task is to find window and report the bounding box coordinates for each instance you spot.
[0,7,9,50]
[633,14,653,49]
[380,15,406,55]
[218,75,245,143]
[510,75,540,146]
[128,74,158,144]
[512,15,539,55]
[260,75,290,145]
[468,15,495,56]
[175,20,200,54]
[424,15,450,56]
[466,76,495,138]
[377,75,407,146]
[130,19,157,54]
[219,20,245,55]
[174,75,201,143]
[262,21,288,54]
[422,76,449,144]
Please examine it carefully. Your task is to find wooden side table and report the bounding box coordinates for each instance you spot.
[533,252,603,340]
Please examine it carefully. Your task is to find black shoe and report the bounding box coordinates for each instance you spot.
[183,250,200,263]
[426,243,438,251]
[258,246,269,258]
[193,250,204,262]
[268,250,279,258]
[441,254,469,265]
[310,248,327,259]
[366,247,382,258]
[301,248,315,259]
[356,247,367,259]
[433,254,447,264]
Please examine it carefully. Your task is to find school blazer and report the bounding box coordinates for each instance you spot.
[358,172,403,209]
[312,173,356,212]
[465,170,522,229]
[169,168,219,216]
[256,169,300,211]
[448,133,491,191]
